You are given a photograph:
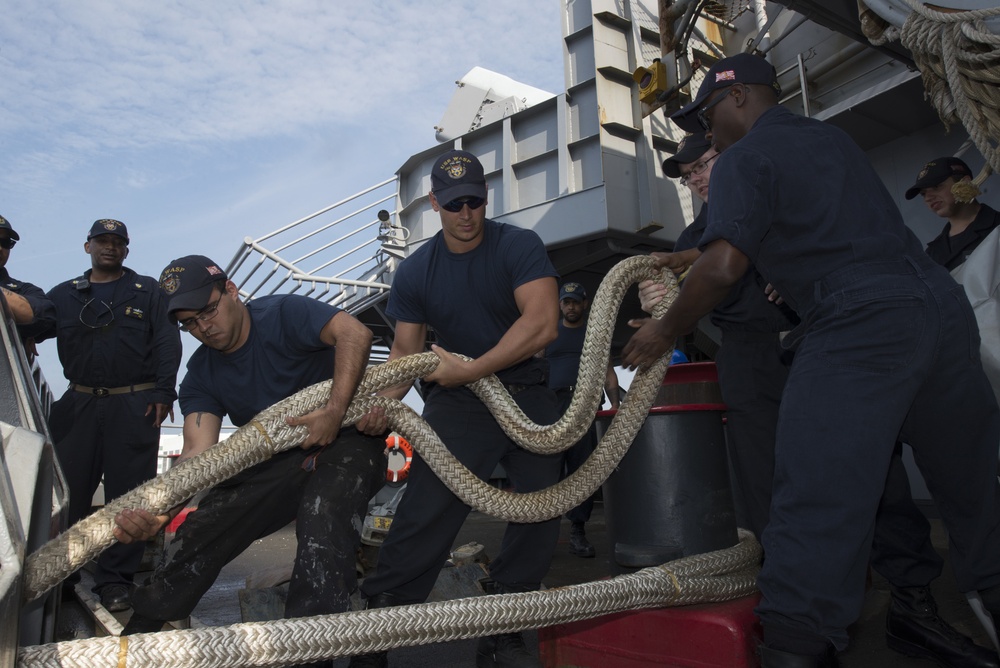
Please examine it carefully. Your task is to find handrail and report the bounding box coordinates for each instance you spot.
[254,178,397,244]
[224,177,404,321]
[0,292,66,657]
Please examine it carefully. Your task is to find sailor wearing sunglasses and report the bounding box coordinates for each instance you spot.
[353,149,562,668]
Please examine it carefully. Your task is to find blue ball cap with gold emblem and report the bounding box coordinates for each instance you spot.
[431,149,487,204]
[87,219,129,244]
[159,255,229,317]
[559,282,587,302]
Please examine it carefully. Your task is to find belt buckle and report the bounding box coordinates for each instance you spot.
[93,387,109,397]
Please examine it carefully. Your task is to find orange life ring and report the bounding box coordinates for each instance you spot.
[385,434,413,484]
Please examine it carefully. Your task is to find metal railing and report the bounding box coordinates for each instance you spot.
[0,295,66,658]
[224,177,407,315]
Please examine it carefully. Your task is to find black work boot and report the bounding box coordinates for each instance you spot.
[97,583,131,612]
[476,580,541,667]
[476,632,540,668]
[886,585,1000,667]
[568,522,595,558]
[347,592,398,668]
[759,644,839,667]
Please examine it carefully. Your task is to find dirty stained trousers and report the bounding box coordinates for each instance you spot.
[131,428,385,621]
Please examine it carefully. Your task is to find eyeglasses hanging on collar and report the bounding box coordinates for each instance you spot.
[79,299,115,329]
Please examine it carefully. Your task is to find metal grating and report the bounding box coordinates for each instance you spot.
[702,0,751,22]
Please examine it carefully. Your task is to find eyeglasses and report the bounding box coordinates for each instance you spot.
[696,85,737,131]
[440,196,486,213]
[177,297,223,332]
[79,299,115,329]
[679,153,720,186]
[0,238,15,250]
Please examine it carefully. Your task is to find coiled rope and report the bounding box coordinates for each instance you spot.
[18,255,762,667]
[889,1,1000,185]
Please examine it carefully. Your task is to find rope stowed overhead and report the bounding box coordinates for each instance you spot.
[892,1,1000,180]
[18,254,763,668]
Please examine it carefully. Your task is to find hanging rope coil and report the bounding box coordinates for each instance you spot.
[18,254,763,667]
[892,1,1000,181]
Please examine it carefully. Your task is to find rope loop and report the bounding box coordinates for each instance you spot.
[16,256,764,668]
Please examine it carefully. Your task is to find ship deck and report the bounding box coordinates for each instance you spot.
[55,501,994,667]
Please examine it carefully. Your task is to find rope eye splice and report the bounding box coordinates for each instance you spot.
[17,256,762,668]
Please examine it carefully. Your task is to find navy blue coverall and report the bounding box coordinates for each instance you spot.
[45,267,180,592]
[699,106,1000,650]
[673,208,796,536]
[676,209,944,596]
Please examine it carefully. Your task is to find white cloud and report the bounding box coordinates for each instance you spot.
[1,0,567,390]
[1,1,564,153]
[0,0,565,216]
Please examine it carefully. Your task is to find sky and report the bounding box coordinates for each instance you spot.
[0,1,569,399]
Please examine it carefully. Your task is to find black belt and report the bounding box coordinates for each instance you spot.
[71,382,157,397]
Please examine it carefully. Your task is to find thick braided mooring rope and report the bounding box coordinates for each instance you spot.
[18,255,763,667]
[22,255,670,602]
[895,1,1000,177]
[19,533,761,667]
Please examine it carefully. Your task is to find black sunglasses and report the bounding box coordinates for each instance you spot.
[697,84,738,131]
[0,238,16,250]
[441,196,486,213]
